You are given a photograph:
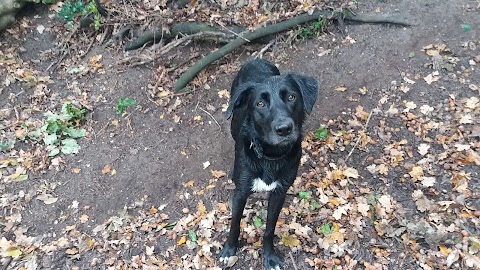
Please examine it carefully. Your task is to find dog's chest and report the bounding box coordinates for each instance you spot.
[251,178,279,192]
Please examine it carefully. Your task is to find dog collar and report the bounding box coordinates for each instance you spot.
[249,141,286,161]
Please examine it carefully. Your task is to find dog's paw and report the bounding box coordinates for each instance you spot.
[218,244,237,265]
[263,253,282,270]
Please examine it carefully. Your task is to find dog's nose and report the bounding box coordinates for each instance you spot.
[275,123,293,136]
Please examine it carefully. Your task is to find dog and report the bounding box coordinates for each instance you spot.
[219,59,318,270]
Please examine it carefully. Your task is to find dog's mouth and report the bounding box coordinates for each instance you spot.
[259,135,297,157]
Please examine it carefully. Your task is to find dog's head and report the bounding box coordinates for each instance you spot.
[227,74,318,156]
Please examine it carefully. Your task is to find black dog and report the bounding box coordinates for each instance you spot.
[219,59,318,269]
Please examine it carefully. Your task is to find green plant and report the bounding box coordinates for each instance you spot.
[314,126,328,139]
[58,0,102,29]
[298,191,320,210]
[116,98,137,114]
[28,102,88,156]
[298,17,326,39]
[317,222,333,236]
[188,229,198,243]
[0,141,8,151]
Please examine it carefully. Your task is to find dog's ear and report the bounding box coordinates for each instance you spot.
[289,74,318,114]
[225,83,254,119]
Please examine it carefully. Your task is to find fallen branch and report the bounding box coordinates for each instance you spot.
[125,22,243,51]
[120,31,232,67]
[174,10,337,91]
[174,10,412,92]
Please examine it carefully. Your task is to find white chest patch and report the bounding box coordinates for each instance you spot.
[251,178,279,192]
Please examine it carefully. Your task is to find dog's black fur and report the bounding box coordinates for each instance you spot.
[219,59,318,269]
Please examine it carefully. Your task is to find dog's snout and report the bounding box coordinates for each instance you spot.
[275,122,293,136]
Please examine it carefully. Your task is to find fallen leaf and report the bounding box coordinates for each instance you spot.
[420,104,434,115]
[211,170,227,179]
[335,85,347,92]
[79,214,89,223]
[37,194,58,205]
[421,176,436,187]
[343,167,359,179]
[409,166,424,181]
[202,161,210,169]
[417,144,430,156]
[459,114,473,124]
[102,164,111,174]
[281,232,300,247]
[177,236,187,246]
[66,247,78,255]
[226,255,238,267]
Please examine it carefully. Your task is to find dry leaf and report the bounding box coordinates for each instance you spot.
[409,166,424,181]
[102,164,111,174]
[79,214,89,223]
[343,167,359,179]
[211,170,227,179]
[335,85,347,92]
[281,233,300,247]
[37,194,58,205]
[417,144,430,156]
[202,161,210,169]
[226,255,238,267]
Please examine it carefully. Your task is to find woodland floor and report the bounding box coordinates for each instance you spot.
[0,0,479,269]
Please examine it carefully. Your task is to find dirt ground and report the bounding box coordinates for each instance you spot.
[1,0,479,269]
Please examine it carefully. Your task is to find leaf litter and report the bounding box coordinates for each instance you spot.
[0,4,479,270]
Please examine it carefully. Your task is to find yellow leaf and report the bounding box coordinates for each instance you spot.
[281,233,300,247]
[185,180,195,187]
[439,244,450,256]
[101,164,111,175]
[111,119,119,127]
[177,236,186,246]
[343,167,359,179]
[5,248,22,258]
[148,206,158,215]
[85,237,95,250]
[193,115,202,121]
[71,167,81,174]
[335,85,347,92]
[66,247,78,255]
[211,170,227,179]
[409,166,423,181]
[110,169,116,176]
[79,214,89,223]
[205,185,215,189]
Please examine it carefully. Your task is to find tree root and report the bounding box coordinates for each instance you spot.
[173,10,413,92]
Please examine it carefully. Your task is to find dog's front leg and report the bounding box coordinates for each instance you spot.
[219,188,250,264]
[263,190,287,270]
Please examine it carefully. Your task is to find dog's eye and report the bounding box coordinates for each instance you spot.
[256,101,265,108]
[287,94,296,101]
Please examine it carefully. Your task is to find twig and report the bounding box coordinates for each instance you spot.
[0,121,19,131]
[1,257,12,270]
[199,107,221,129]
[345,110,373,162]
[252,39,276,58]
[120,31,231,67]
[289,252,299,270]
[215,21,250,42]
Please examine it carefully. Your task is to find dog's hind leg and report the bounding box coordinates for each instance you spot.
[219,189,250,263]
[262,190,287,270]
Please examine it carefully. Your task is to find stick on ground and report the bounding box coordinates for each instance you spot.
[174,10,413,92]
